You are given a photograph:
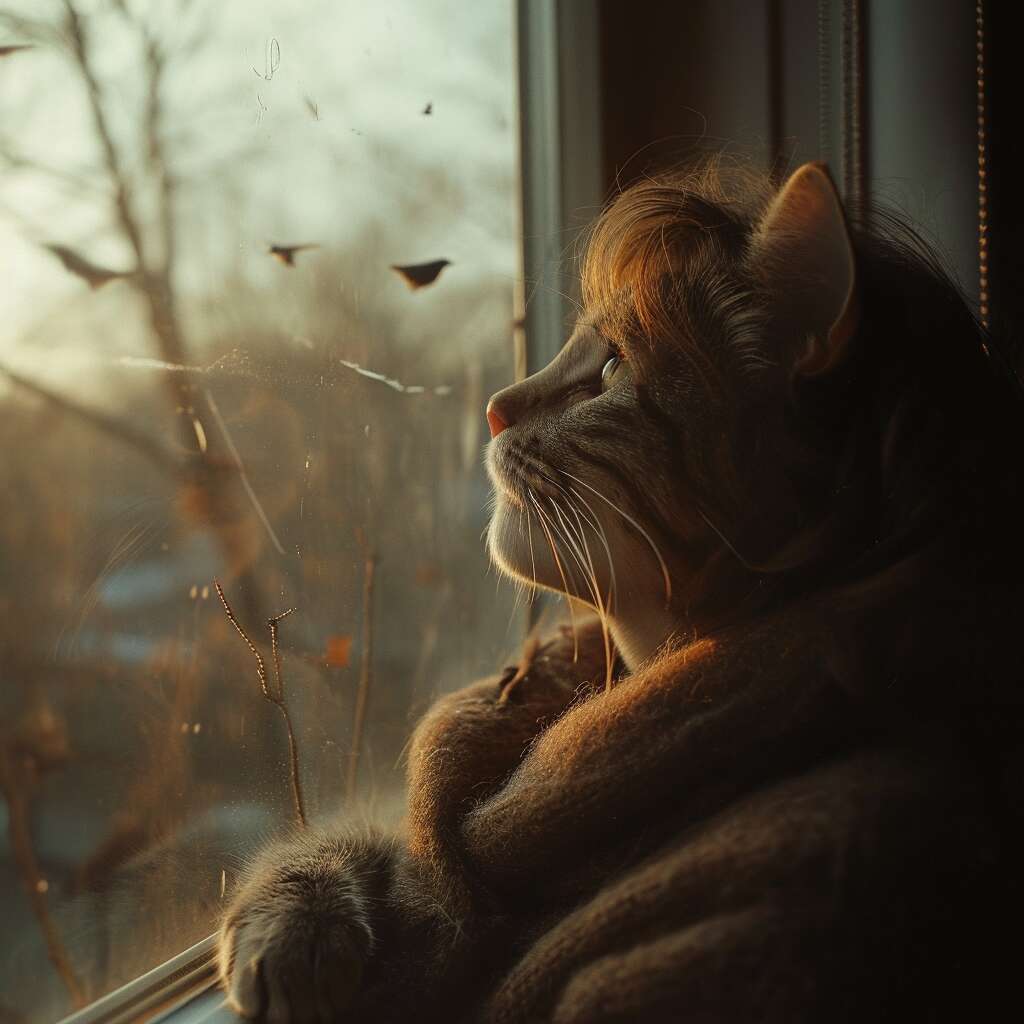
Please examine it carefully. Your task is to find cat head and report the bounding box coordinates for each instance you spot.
[485,157,1019,666]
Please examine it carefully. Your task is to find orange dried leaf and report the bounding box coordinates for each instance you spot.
[415,561,443,587]
[324,634,353,668]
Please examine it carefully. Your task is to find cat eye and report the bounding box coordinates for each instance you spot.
[601,354,626,390]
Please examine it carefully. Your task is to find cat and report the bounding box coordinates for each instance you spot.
[217,158,1024,1022]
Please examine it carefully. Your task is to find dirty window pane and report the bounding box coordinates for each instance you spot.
[0,0,519,1016]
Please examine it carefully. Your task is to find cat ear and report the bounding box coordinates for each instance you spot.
[749,162,859,376]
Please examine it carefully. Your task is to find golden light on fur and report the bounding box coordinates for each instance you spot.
[581,157,770,351]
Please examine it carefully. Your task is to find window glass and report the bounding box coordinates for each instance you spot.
[0,1,519,1016]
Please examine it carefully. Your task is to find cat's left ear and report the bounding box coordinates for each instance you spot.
[749,162,859,376]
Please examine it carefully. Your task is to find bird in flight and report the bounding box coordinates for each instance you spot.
[390,259,450,290]
[44,244,133,289]
[268,243,320,267]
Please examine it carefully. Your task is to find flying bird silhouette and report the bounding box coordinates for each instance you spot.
[390,259,450,290]
[0,45,34,58]
[44,244,132,289]
[422,102,433,115]
[268,243,319,266]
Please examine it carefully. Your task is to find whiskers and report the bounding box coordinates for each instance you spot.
[560,470,672,608]
[493,457,673,692]
[526,484,617,691]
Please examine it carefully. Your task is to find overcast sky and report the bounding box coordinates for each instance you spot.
[0,0,519,385]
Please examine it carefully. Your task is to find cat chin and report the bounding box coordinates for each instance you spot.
[487,493,561,593]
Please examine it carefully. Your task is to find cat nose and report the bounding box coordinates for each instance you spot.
[486,400,509,438]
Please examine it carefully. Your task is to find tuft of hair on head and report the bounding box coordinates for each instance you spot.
[580,154,773,351]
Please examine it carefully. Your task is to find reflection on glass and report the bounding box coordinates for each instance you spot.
[0,1,519,1016]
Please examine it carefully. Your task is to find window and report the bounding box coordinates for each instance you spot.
[0,1,524,1017]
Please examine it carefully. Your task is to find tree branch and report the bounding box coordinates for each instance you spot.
[61,0,147,276]
[0,140,109,198]
[58,0,268,624]
[0,361,178,474]
[0,748,86,1009]
[141,32,176,273]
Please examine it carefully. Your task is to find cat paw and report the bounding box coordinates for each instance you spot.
[218,842,378,1022]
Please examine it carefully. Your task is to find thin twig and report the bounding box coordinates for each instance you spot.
[214,579,306,826]
[0,750,86,1009]
[346,541,377,803]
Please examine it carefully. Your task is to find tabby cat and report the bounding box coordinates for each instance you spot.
[217,160,1024,1022]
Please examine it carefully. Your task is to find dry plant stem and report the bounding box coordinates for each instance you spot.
[0,750,87,1009]
[346,547,377,803]
[214,579,307,827]
[268,609,305,827]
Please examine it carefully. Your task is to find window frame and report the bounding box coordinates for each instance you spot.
[55,937,217,1024]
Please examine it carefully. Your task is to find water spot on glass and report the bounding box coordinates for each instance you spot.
[180,722,189,734]
[192,723,201,735]
[192,417,208,454]
[305,454,312,471]
[201,585,209,600]
[364,424,370,437]
[35,879,49,894]
[189,584,198,600]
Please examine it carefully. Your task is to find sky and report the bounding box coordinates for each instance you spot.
[0,0,520,388]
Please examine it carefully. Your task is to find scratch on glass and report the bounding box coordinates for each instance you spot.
[252,38,281,81]
[337,357,452,396]
[204,390,287,556]
[117,351,247,376]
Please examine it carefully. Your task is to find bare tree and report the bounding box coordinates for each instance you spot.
[2,0,267,620]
